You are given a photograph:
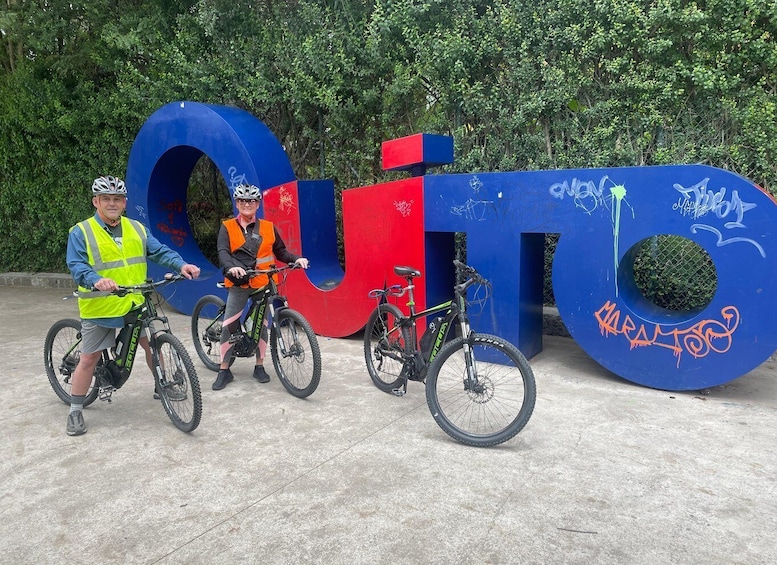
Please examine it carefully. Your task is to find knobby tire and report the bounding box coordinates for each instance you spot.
[363,303,411,393]
[43,318,100,407]
[270,309,321,398]
[425,333,536,447]
[191,294,227,372]
[153,333,202,432]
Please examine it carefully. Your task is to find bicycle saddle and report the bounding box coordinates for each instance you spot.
[394,266,421,278]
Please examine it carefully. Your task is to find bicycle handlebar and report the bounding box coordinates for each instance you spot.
[243,263,303,277]
[75,273,189,297]
[453,260,489,289]
[367,284,406,300]
[113,273,189,296]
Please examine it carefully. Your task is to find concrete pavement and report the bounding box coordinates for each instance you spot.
[1,282,775,565]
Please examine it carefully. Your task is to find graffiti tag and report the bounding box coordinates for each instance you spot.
[549,177,608,214]
[595,301,740,367]
[156,223,187,247]
[228,166,248,189]
[673,178,756,227]
[394,200,413,217]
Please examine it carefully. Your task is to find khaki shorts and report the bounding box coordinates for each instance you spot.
[79,320,117,354]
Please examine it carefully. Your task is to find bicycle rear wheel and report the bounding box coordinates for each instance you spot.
[426,333,536,447]
[153,333,202,432]
[363,303,411,393]
[191,294,226,372]
[43,319,100,407]
[270,309,321,398]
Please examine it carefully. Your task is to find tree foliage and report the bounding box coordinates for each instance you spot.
[1,0,776,272]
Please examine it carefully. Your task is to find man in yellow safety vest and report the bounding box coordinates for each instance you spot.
[65,175,200,436]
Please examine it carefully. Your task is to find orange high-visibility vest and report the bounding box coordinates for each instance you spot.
[223,218,276,288]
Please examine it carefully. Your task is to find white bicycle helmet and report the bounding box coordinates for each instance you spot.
[92,176,127,195]
[233,183,261,200]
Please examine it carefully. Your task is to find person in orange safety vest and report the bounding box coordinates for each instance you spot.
[212,183,309,391]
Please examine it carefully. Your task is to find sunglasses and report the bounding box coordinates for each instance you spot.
[236,198,259,204]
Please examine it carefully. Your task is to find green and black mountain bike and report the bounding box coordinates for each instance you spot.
[364,260,536,447]
[191,264,321,398]
[44,275,202,433]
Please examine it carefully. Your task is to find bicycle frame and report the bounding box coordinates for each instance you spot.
[394,300,457,365]
[370,261,486,392]
[377,277,473,377]
[233,287,286,353]
[221,266,295,358]
[365,262,536,446]
[82,280,177,401]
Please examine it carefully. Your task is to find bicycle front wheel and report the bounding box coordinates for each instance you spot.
[43,319,100,407]
[363,303,411,393]
[191,294,226,372]
[426,333,536,447]
[270,309,321,398]
[153,333,202,432]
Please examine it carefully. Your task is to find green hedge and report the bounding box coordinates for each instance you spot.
[2,0,776,278]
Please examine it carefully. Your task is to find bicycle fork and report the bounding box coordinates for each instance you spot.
[459,315,480,392]
[269,303,297,359]
[147,328,179,392]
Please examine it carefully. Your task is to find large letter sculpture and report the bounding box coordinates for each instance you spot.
[126,102,777,391]
[125,101,297,305]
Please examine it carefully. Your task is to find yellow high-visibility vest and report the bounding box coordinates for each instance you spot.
[72,216,147,318]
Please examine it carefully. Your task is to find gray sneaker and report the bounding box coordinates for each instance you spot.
[66,410,87,436]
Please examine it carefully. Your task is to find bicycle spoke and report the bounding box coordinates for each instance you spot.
[271,309,321,398]
[363,304,409,393]
[154,333,202,432]
[427,335,536,447]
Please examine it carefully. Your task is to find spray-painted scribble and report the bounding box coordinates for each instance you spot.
[674,178,764,257]
[469,175,483,194]
[162,201,183,226]
[690,224,766,258]
[595,301,740,367]
[605,179,635,296]
[274,219,301,254]
[549,176,608,214]
[278,186,295,214]
[673,196,708,219]
[161,200,184,214]
[673,178,757,227]
[549,175,633,294]
[394,200,413,217]
[451,199,493,221]
[228,166,248,189]
[156,223,187,247]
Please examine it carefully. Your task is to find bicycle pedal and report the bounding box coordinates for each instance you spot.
[391,388,406,397]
